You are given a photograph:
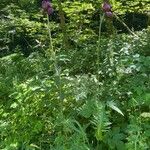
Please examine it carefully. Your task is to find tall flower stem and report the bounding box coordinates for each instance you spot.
[97,14,104,98]
[46,14,63,104]
[47,14,55,59]
[46,14,57,74]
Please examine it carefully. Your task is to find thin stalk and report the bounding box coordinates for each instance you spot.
[46,14,63,102]
[47,14,55,58]
[114,13,138,37]
[97,14,104,98]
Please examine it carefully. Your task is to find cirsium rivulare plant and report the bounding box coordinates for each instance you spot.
[42,1,63,104]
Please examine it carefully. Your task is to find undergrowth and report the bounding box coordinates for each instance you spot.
[0,28,150,149]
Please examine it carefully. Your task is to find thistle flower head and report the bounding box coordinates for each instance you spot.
[105,11,113,18]
[102,2,111,12]
[42,0,53,15]
[102,1,113,18]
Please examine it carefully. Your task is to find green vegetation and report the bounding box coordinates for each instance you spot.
[0,0,150,149]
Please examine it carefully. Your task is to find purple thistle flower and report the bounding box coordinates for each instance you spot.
[47,5,53,15]
[102,2,111,12]
[105,11,113,18]
[102,1,113,18]
[42,0,53,15]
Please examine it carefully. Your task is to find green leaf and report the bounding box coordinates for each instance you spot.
[107,101,124,116]
[10,102,18,108]
[29,144,40,149]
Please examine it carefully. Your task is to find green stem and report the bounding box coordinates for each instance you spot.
[97,14,104,98]
[47,14,55,58]
[47,14,63,103]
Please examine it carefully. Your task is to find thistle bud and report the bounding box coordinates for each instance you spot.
[42,0,48,11]
[42,0,53,15]
[105,11,113,18]
[102,1,113,18]
[102,2,111,12]
[47,6,53,15]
